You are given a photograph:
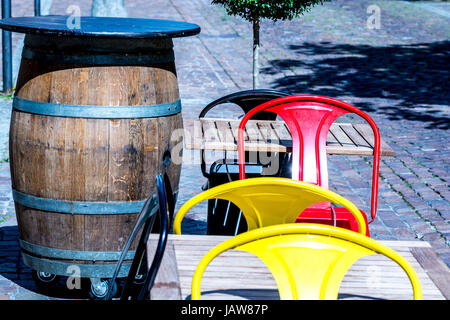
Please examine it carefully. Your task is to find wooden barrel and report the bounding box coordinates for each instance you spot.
[10,34,183,278]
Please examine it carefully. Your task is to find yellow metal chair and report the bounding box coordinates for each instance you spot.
[191,224,422,300]
[173,177,368,236]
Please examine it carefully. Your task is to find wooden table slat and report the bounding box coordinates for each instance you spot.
[353,123,395,156]
[410,247,450,300]
[257,121,277,143]
[227,119,246,141]
[202,118,236,150]
[215,119,236,146]
[271,121,292,142]
[148,240,182,300]
[183,117,203,151]
[339,123,374,151]
[326,130,341,147]
[201,118,220,143]
[329,124,356,147]
[245,121,265,142]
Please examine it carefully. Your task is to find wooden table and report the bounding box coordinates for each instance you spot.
[183,118,395,156]
[149,234,450,300]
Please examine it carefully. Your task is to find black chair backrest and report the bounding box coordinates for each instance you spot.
[199,89,289,178]
[199,89,289,120]
[105,173,172,300]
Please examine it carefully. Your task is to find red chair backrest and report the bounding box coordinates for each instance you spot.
[238,95,381,223]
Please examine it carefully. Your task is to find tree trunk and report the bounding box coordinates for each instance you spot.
[91,0,128,17]
[252,18,260,89]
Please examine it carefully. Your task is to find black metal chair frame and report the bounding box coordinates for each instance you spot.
[199,89,291,236]
[105,173,174,300]
[199,89,290,180]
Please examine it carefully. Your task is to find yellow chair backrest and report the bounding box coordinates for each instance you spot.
[173,177,367,235]
[191,224,422,300]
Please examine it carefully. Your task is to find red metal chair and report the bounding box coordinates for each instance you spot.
[238,95,381,236]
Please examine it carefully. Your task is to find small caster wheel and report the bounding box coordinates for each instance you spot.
[134,273,147,285]
[89,278,117,300]
[133,259,148,285]
[32,270,60,289]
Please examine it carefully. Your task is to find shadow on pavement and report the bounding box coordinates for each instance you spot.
[0,225,95,299]
[262,40,450,130]
[0,220,207,300]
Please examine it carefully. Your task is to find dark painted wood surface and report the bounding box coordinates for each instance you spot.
[0,16,200,39]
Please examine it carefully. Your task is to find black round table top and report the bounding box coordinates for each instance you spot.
[0,16,201,39]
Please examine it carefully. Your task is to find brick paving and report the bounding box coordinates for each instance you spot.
[0,0,448,299]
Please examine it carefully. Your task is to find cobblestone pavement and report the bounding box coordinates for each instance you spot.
[0,0,449,299]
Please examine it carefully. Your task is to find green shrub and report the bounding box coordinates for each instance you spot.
[212,0,327,88]
[212,0,325,22]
